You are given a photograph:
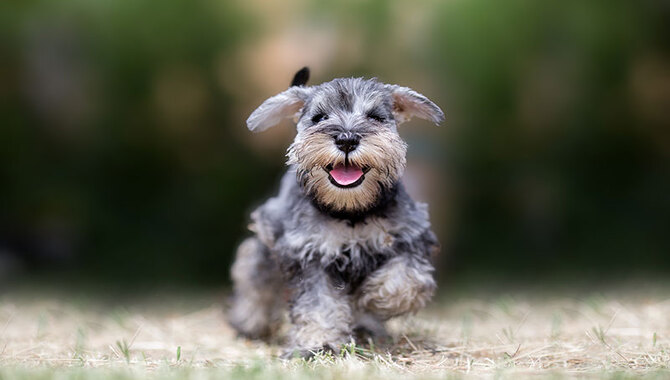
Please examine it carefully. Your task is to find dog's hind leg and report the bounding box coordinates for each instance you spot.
[228,237,283,340]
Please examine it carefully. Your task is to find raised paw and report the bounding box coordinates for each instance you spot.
[356,256,436,319]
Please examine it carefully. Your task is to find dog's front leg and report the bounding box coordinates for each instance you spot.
[356,253,436,320]
[284,261,352,358]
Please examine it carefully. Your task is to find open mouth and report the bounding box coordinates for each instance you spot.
[325,163,370,188]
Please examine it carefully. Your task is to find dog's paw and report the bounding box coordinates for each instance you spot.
[352,325,391,346]
[357,257,436,319]
[280,344,340,360]
[227,310,274,341]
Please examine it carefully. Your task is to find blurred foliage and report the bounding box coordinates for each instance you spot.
[0,0,277,284]
[428,0,670,274]
[0,0,668,285]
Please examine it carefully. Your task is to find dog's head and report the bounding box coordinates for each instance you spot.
[247,68,444,215]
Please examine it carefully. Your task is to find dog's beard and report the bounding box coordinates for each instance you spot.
[287,129,407,214]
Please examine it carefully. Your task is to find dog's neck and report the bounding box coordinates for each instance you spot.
[306,181,400,227]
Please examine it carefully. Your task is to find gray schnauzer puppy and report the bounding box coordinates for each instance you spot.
[228,68,444,357]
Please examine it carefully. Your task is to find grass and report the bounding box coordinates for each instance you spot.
[1,283,669,379]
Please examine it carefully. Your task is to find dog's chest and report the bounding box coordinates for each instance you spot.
[300,218,396,292]
[284,217,396,261]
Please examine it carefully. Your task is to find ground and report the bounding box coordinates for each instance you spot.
[1,281,669,379]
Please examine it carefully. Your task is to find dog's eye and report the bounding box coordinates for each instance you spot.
[311,113,328,124]
[367,112,385,123]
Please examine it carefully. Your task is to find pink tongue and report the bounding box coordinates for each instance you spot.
[329,164,364,186]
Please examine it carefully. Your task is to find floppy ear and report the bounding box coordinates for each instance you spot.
[388,85,445,125]
[246,86,311,132]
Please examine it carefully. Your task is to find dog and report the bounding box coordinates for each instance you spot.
[228,68,444,357]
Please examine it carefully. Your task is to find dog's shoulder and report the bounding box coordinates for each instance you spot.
[248,170,300,249]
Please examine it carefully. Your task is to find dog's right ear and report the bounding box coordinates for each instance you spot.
[246,86,311,132]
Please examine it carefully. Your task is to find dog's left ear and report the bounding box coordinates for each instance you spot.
[388,85,445,125]
[246,86,311,132]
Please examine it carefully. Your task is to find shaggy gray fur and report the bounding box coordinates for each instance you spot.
[229,73,444,357]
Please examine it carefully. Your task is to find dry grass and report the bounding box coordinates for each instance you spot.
[0,285,669,379]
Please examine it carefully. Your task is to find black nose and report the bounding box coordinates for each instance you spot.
[335,133,360,153]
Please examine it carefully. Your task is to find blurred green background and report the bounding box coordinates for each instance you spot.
[1,0,669,288]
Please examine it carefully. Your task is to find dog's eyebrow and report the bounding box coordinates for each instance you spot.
[299,104,326,123]
[366,105,386,116]
[312,104,328,116]
[365,104,393,120]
